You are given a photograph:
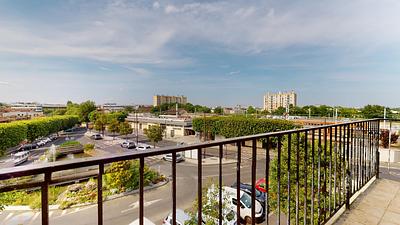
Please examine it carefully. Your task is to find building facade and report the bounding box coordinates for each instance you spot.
[153,95,187,107]
[263,91,297,112]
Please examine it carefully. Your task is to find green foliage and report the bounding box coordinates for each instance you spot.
[107,111,128,123]
[144,125,165,147]
[151,102,211,114]
[0,115,78,154]
[104,160,162,193]
[247,106,257,114]
[94,113,108,135]
[213,106,223,115]
[119,121,133,137]
[84,143,95,152]
[107,119,120,135]
[361,105,387,119]
[60,140,81,148]
[78,101,97,124]
[192,116,299,138]
[270,133,339,224]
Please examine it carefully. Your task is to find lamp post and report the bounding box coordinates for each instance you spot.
[135,105,139,144]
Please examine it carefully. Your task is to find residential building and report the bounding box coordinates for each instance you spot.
[10,102,43,112]
[100,103,128,112]
[153,95,187,107]
[263,91,297,112]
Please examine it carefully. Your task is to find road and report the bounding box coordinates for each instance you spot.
[0,152,280,225]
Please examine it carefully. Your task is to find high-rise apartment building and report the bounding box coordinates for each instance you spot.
[263,91,297,112]
[153,95,187,107]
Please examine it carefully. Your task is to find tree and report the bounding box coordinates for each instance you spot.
[119,122,133,139]
[144,125,165,147]
[94,113,108,135]
[78,101,97,127]
[272,106,286,115]
[124,106,134,113]
[380,129,399,148]
[247,106,256,114]
[107,119,120,139]
[65,101,80,116]
[361,105,387,119]
[213,107,223,115]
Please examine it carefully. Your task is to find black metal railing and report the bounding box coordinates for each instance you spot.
[0,119,382,225]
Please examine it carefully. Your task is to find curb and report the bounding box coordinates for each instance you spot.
[184,158,237,166]
[3,179,170,211]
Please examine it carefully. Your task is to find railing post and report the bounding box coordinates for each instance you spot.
[98,164,104,225]
[346,125,351,210]
[376,120,380,179]
[41,172,51,225]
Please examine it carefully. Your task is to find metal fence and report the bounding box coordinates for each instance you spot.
[0,119,382,225]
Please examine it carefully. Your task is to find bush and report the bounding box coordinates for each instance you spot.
[84,143,95,153]
[60,140,81,148]
[192,116,299,139]
[380,129,399,148]
[0,115,79,155]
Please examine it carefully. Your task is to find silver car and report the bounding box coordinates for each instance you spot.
[163,153,184,162]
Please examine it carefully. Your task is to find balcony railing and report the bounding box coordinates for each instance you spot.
[0,119,383,225]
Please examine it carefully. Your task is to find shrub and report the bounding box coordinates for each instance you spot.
[84,143,95,153]
[380,129,399,148]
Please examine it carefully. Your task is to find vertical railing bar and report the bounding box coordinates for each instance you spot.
[172,152,177,225]
[198,148,203,225]
[333,126,337,211]
[287,134,292,225]
[296,132,300,225]
[277,135,282,225]
[98,163,104,225]
[266,137,270,225]
[317,129,322,224]
[342,125,346,206]
[376,121,380,179]
[338,125,342,206]
[140,157,144,225]
[41,172,51,225]
[346,124,351,209]
[236,143,241,225]
[303,131,308,225]
[328,127,332,216]
[323,127,327,221]
[219,145,223,225]
[311,130,315,225]
[251,139,257,225]
[361,122,365,188]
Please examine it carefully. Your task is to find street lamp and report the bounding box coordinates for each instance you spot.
[135,105,139,144]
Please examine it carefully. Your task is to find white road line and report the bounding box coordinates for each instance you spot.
[61,210,67,216]
[4,212,14,221]
[28,212,40,224]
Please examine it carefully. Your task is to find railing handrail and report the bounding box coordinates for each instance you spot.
[0,118,381,180]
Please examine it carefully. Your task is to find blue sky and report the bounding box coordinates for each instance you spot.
[0,0,399,107]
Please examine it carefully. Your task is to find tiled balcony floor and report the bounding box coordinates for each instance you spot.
[335,178,400,225]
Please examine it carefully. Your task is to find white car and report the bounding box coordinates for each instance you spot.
[163,153,184,162]
[136,145,151,151]
[222,187,264,224]
[162,209,191,225]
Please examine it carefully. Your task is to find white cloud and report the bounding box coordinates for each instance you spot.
[228,71,240,75]
[0,0,399,65]
[0,81,9,85]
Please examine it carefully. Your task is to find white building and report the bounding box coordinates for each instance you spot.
[263,91,297,112]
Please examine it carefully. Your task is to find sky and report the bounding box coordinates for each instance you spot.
[0,0,400,107]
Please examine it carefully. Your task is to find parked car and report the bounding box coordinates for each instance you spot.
[91,134,103,140]
[231,182,265,205]
[17,143,37,151]
[255,178,268,193]
[121,141,136,149]
[162,209,191,225]
[163,153,184,162]
[136,145,151,151]
[222,187,264,224]
[36,139,46,147]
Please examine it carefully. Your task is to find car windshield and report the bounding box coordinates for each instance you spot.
[240,192,252,208]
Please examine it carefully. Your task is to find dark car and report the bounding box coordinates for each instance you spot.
[17,143,38,151]
[231,182,266,205]
[121,141,136,149]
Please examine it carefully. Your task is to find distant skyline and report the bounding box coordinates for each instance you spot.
[1,0,400,107]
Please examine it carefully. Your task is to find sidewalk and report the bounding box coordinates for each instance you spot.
[334,178,400,225]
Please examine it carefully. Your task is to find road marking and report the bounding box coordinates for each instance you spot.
[121,199,162,214]
[61,210,67,216]
[4,212,13,221]
[28,212,40,224]
[53,205,96,219]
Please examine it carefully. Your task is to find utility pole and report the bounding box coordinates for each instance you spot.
[308,108,311,119]
[135,107,139,144]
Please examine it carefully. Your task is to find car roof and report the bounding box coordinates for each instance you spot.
[169,209,190,222]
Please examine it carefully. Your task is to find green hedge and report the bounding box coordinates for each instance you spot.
[192,116,299,138]
[0,115,79,154]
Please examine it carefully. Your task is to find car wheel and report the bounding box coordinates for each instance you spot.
[245,216,252,225]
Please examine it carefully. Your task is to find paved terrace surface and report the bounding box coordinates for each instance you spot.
[335,178,400,225]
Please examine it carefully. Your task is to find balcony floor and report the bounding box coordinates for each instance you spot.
[335,178,400,225]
